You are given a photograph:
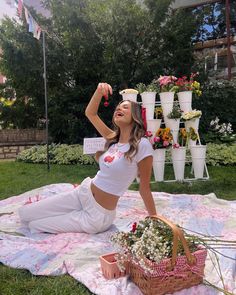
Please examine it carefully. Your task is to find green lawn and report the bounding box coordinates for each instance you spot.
[0,161,236,294]
[1,161,235,200]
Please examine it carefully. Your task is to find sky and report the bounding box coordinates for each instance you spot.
[0,0,17,21]
[0,0,50,22]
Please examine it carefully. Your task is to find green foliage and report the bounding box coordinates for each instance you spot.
[50,144,96,165]
[203,116,236,144]
[193,79,236,135]
[135,81,159,93]
[0,17,45,128]
[0,0,199,142]
[206,143,236,166]
[16,144,96,165]
[167,102,182,119]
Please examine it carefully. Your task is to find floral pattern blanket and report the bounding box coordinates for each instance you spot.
[0,184,236,295]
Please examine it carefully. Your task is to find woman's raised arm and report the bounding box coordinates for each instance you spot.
[85,83,114,139]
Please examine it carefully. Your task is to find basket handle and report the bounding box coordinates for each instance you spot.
[149,214,196,269]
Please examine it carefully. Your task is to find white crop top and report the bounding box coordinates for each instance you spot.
[92,137,153,197]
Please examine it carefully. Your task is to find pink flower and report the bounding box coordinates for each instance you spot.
[145,131,153,137]
[163,140,169,147]
[157,75,177,86]
[153,136,160,142]
[158,76,170,86]
[173,143,180,148]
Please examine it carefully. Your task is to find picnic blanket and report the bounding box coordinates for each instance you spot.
[0,183,236,295]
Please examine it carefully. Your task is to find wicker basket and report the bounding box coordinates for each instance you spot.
[100,252,129,280]
[129,215,207,295]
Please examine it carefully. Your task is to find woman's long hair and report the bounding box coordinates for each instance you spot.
[96,100,146,162]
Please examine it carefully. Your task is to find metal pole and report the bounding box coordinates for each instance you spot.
[225,0,232,80]
[42,30,50,171]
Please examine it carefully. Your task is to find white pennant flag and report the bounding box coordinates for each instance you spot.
[33,24,42,40]
[24,6,29,24]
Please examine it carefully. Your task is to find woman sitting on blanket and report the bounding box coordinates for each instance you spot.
[18,83,157,234]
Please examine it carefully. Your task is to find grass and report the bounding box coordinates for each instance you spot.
[0,161,97,200]
[0,160,236,294]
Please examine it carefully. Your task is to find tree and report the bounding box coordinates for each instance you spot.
[192,0,236,42]
[0,0,198,143]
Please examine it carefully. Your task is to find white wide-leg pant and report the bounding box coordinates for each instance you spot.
[18,177,116,234]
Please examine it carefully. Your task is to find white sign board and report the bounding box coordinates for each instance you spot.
[83,137,106,154]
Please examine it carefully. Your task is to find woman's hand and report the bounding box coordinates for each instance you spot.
[85,82,114,138]
[96,83,113,99]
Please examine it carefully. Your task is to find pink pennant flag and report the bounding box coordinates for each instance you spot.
[17,0,23,18]
[37,27,42,40]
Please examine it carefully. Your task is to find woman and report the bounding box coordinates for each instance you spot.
[18,83,157,234]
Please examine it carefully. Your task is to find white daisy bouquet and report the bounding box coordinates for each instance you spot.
[181,110,202,121]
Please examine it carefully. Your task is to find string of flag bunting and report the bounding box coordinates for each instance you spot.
[15,0,42,40]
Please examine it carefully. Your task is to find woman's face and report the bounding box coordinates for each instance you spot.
[113,101,133,127]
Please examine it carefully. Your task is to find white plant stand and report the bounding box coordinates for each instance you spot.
[144,102,209,183]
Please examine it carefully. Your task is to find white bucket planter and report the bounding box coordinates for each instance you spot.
[164,117,180,144]
[153,148,166,181]
[159,92,174,118]
[171,147,186,181]
[147,119,162,137]
[177,91,192,112]
[184,117,200,131]
[190,145,207,179]
[141,92,156,120]
[121,93,137,102]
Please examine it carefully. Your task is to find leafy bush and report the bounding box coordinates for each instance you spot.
[206,143,236,166]
[202,117,236,144]
[193,79,236,135]
[16,144,96,165]
[17,143,236,167]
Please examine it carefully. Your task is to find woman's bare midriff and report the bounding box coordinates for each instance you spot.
[90,182,119,210]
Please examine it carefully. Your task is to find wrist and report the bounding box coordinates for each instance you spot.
[94,89,103,99]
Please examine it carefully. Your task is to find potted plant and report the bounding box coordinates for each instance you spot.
[188,127,199,146]
[151,127,172,181]
[181,109,202,131]
[165,102,182,143]
[178,128,188,147]
[136,81,159,120]
[110,216,207,295]
[154,107,163,120]
[119,88,139,102]
[155,75,177,117]
[146,107,163,138]
[175,73,202,112]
